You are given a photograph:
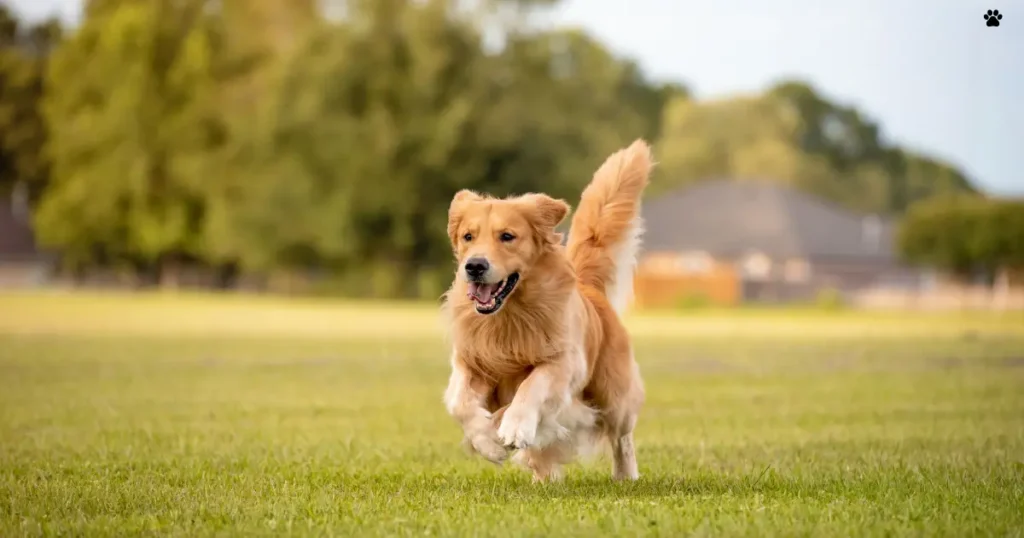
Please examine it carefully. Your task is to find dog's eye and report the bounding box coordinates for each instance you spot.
[462,233,473,242]
[500,232,516,242]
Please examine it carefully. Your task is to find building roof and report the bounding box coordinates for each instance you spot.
[641,180,897,262]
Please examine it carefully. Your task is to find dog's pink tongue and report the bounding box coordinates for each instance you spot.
[467,282,498,303]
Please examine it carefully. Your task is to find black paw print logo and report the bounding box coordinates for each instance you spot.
[984,9,1003,27]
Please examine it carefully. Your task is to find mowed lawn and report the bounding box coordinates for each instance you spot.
[1,293,1023,537]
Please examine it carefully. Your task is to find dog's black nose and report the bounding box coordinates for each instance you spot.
[464,257,489,279]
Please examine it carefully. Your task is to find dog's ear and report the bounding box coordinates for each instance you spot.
[451,189,482,205]
[517,194,570,247]
[519,193,571,230]
[448,190,483,245]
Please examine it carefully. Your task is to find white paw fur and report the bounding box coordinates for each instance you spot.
[497,407,539,449]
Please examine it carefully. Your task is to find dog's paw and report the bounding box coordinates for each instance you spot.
[497,408,539,449]
[469,432,509,464]
[465,416,509,464]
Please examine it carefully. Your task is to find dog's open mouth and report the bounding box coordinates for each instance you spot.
[466,273,520,314]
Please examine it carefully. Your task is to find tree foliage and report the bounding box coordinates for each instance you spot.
[0,5,61,200]
[655,81,976,214]
[38,0,220,274]
[898,196,1024,279]
[203,1,657,295]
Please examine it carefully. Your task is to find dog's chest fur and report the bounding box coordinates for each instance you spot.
[452,303,568,379]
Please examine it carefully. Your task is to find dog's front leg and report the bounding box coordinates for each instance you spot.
[497,350,585,450]
[443,354,508,464]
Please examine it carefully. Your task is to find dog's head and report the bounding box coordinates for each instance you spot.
[447,190,570,315]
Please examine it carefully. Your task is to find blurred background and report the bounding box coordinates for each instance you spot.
[0,0,1021,308]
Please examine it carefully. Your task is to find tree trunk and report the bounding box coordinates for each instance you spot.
[214,263,240,290]
[993,266,1010,311]
[159,256,182,290]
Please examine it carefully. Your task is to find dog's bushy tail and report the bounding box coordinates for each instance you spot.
[566,139,654,314]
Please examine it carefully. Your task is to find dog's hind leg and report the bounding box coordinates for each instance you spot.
[602,357,644,481]
[610,430,638,481]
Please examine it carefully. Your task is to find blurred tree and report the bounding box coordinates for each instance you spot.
[34,0,673,295]
[483,29,651,198]
[655,80,977,214]
[0,5,61,201]
[207,0,655,297]
[204,0,488,297]
[37,0,221,283]
[211,0,319,122]
[656,92,834,196]
[898,195,1024,283]
[898,195,981,278]
[195,0,322,286]
[897,150,976,208]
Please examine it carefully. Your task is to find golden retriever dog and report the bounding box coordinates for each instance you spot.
[441,139,652,482]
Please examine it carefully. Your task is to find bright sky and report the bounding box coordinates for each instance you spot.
[9,0,1024,195]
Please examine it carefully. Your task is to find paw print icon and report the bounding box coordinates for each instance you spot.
[984,9,1003,27]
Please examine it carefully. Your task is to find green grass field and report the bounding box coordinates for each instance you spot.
[1,292,1023,537]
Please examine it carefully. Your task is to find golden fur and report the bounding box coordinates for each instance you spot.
[442,139,653,482]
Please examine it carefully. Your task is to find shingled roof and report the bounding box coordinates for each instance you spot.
[641,180,897,262]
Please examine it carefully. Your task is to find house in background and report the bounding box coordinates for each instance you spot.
[0,187,55,288]
[634,180,929,308]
